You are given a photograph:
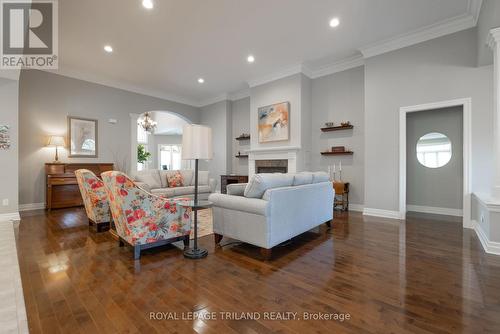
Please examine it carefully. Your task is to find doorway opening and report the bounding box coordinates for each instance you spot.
[399,98,471,228]
[131,111,192,172]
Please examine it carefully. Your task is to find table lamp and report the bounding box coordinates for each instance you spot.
[47,135,65,163]
[182,124,213,259]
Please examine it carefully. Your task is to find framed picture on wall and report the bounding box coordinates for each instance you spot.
[68,116,98,157]
[258,101,290,143]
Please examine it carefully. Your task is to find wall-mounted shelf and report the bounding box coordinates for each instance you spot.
[321,151,354,156]
[320,125,354,132]
[235,154,249,158]
[235,136,251,141]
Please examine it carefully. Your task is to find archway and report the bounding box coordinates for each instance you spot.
[130,111,192,173]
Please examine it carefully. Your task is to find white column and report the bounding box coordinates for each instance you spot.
[489,28,500,199]
[130,113,140,174]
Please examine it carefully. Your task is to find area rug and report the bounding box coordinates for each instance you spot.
[189,208,213,239]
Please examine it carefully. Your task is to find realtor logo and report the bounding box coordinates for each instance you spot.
[1,0,58,69]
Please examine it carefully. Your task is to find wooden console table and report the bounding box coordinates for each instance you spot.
[220,175,248,194]
[46,163,114,210]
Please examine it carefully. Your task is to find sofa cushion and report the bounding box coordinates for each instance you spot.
[292,172,314,186]
[166,171,184,187]
[244,173,294,198]
[134,170,162,189]
[180,170,194,185]
[209,193,269,216]
[312,172,330,183]
[173,185,211,196]
[191,171,209,186]
[227,183,247,196]
[151,188,175,197]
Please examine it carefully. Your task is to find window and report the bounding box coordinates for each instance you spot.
[137,124,149,170]
[159,144,183,170]
[416,132,452,168]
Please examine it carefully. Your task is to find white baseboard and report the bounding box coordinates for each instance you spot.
[19,203,45,212]
[363,208,403,220]
[473,220,500,256]
[348,204,364,212]
[0,212,20,222]
[407,205,463,217]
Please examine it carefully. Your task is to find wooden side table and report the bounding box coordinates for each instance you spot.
[220,175,248,194]
[333,182,350,211]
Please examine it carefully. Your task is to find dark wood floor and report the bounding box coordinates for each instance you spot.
[16,207,500,334]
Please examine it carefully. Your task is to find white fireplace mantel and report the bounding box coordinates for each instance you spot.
[248,146,300,176]
[246,145,301,153]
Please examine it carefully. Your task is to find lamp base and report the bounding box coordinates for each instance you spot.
[183,247,208,259]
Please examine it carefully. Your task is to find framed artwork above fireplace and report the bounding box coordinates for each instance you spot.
[258,102,289,143]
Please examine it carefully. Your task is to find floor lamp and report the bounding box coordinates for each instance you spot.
[182,124,213,259]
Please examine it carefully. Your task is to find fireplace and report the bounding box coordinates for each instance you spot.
[255,159,288,174]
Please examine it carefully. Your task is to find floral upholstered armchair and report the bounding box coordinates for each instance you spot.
[75,169,112,232]
[101,171,192,259]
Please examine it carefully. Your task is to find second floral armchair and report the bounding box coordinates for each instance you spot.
[101,171,192,259]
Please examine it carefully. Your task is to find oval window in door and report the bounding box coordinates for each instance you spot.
[416,132,452,168]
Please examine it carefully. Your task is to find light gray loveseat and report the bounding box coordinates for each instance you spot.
[132,169,216,200]
[208,172,334,259]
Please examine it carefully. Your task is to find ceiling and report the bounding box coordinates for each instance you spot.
[56,0,480,107]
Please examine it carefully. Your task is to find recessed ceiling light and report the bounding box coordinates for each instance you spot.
[104,45,113,53]
[329,17,340,28]
[142,0,153,9]
[198,78,205,84]
[247,55,255,63]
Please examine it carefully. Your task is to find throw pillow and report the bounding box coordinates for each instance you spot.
[244,173,294,198]
[166,171,184,188]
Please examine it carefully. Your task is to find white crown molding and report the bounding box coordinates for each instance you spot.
[19,203,45,212]
[359,13,476,58]
[247,64,309,88]
[406,205,463,217]
[473,220,500,255]
[468,0,483,25]
[308,55,364,79]
[363,208,404,220]
[42,68,201,107]
[228,88,251,101]
[0,212,20,222]
[198,93,230,108]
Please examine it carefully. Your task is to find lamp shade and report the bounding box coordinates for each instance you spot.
[47,135,65,147]
[182,124,213,160]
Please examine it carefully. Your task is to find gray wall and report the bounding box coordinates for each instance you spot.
[200,100,232,190]
[311,66,365,206]
[250,74,303,151]
[477,0,500,66]
[231,97,250,175]
[0,78,19,215]
[406,107,463,209]
[18,70,200,206]
[364,29,493,212]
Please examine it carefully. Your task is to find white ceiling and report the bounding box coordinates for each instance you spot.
[56,0,480,107]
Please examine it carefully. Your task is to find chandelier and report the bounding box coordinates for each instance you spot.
[138,112,157,133]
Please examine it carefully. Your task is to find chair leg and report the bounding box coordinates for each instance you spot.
[214,233,223,245]
[260,248,272,260]
[96,222,110,233]
[134,245,141,260]
[88,219,94,227]
[118,239,125,247]
[326,221,332,228]
[183,235,190,248]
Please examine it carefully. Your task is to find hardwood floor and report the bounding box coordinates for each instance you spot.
[15,207,500,333]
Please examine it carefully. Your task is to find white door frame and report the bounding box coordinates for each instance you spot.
[399,98,472,229]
